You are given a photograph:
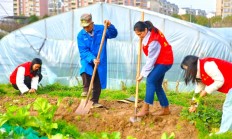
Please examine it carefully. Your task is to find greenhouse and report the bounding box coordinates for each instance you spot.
[0,3,232,91]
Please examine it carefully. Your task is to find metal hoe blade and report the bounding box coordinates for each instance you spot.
[129,116,141,123]
[75,99,94,115]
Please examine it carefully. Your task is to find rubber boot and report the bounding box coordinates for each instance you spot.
[153,106,170,116]
[136,103,149,117]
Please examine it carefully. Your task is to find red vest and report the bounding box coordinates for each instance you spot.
[142,29,173,65]
[199,58,232,94]
[10,62,35,84]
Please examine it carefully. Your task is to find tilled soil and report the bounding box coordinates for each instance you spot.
[0,95,198,139]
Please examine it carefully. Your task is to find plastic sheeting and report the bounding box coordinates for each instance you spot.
[0,3,232,92]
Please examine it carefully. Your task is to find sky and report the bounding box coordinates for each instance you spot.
[0,0,13,17]
[0,0,217,18]
[168,0,216,13]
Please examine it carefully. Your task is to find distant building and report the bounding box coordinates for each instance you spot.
[11,0,209,18]
[149,0,178,15]
[179,8,196,16]
[179,7,207,17]
[207,12,216,18]
[216,0,232,18]
[13,0,48,17]
[195,9,206,17]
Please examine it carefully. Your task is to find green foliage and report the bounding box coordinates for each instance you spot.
[0,88,7,95]
[207,131,232,139]
[181,105,222,138]
[80,132,121,139]
[180,14,197,23]
[195,16,210,27]
[54,120,81,138]
[210,16,222,25]
[28,15,39,24]
[0,83,228,139]
[38,83,82,97]
[0,32,6,39]
[0,105,33,128]
[42,14,50,19]
[171,14,182,19]
[222,15,232,27]
[166,91,192,107]
[0,97,78,138]
[0,124,47,139]
[161,132,175,139]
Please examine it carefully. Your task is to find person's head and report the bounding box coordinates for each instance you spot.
[80,13,94,33]
[180,55,199,85]
[31,58,42,72]
[134,21,148,39]
[144,21,159,33]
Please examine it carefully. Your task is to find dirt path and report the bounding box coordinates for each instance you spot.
[0,96,198,139]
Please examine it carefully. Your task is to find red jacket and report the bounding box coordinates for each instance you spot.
[200,58,232,94]
[143,29,173,65]
[10,62,35,84]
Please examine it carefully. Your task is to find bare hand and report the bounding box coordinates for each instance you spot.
[189,105,197,113]
[200,90,207,97]
[28,89,36,93]
[136,75,143,82]
[104,20,111,27]
[93,59,100,65]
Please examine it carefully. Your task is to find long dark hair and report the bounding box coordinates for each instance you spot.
[144,21,159,33]
[180,55,199,85]
[30,58,42,75]
[133,21,159,33]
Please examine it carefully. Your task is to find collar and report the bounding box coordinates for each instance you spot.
[142,31,151,46]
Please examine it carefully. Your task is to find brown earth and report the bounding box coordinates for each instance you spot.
[0,95,198,139]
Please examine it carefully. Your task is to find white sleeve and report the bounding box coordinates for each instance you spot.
[195,82,205,93]
[16,67,29,94]
[31,75,39,90]
[204,62,224,94]
[141,41,161,77]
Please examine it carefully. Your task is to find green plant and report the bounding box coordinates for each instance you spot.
[161,132,175,139]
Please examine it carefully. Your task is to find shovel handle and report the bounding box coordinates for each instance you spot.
[135,12,144,110]
[85,23,108,106]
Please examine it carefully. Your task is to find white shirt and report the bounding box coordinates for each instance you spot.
[195,60,224,94]
[140,31,161,77]
[16,67,39,94]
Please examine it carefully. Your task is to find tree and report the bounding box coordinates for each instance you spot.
[181,14,196,23]
[171,14,182,19]
[28,15,39,24]
[222,15,232,27]
[195,16,210,27]
[210,16,222,27]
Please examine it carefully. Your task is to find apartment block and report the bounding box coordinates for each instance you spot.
[179,8,206,17]
[12,0,208,18]
[216,0,232,17]
[13,0,48,17]
[149,0,178,16]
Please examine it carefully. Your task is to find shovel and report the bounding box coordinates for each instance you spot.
[130,12,144,123]
[129,37,142,123]
[75,22,108,115]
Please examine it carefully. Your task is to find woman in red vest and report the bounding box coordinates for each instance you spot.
[133,21,173,117]
[181,55,232,134]
[10,58,43,95]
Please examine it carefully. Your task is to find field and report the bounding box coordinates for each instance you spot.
[0,83,231,139]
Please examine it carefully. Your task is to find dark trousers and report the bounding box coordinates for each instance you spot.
[12,74,43,90]
[81,72,101,103]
